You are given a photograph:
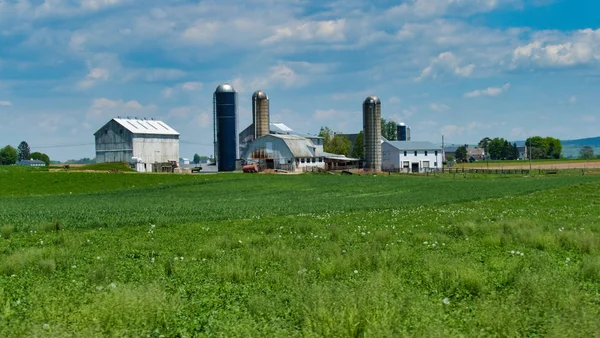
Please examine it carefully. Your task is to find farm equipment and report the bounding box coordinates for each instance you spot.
[191,166,202,173]
[243,164,259,173]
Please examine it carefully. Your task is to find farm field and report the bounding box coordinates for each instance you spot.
[1,169,599,336]
[454,158,600,170]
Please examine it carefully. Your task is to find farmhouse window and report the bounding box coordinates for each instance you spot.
[425,151,428,156]
[414,151,417,156]
[403,151,407,156]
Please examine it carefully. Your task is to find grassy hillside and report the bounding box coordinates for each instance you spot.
[0,172,599,336]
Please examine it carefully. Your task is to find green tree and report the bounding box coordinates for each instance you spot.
[511,143,520,160]
[381,118,397,140]
[488,138,505,160]
[478,137,492,155]
[546,137,562,159]
[579,146,594,160]
[455,145,468,162]
[18,141,30,161]
[193,153,201,164]
[209,155,215,163]
[325,134,352,156]
[0,145,18,165]
[318,126,333,147]
[351,131,364,159]
[525,136,549,159]
[30,152,50,166]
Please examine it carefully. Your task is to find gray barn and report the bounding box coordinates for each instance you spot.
[94,118,180,165]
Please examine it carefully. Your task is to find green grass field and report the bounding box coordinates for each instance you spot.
[1,169,599,336]
[454,158,600,168]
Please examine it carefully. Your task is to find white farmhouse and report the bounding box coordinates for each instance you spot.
[382,141,443,172]
[94,118,180,171]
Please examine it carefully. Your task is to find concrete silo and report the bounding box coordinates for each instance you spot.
[252,90,269,139]
[363,96,382,172]
[213,84,238,172]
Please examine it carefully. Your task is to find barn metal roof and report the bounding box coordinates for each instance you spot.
[385,141,442,151]
[268,134,316,158]
[112,118,180,136]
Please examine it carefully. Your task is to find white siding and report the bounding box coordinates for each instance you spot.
[382,142,442,172]
[132,135,180,164]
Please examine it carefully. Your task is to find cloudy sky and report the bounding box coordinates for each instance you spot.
[0,0,598,161]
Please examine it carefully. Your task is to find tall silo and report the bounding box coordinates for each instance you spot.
[397,123,408,141]
[252,90,269,139]
[213,84,238,172]
[363,96,382,172]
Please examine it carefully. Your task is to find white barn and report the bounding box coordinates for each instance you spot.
[382,141,443,172]
[241,134,325,172]
[95,118,180,169]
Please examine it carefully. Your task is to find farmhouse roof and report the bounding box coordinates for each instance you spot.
[385,141,442,151]
[266,134,317,158]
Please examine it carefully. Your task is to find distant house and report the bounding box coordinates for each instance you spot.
[382,141,443,172]
[443,145,459,161]
[518,146,528,160]
[17,160,46,167]
[468,147,486,160]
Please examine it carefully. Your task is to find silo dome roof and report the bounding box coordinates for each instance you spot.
[215,83,236,93]
[252,90,268,99]
[363,96,381,104]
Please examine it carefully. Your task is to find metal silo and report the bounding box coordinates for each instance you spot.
[397,123,407,141]
[363,96,382,172]
[252,90,269,139]
[213,84,238,172]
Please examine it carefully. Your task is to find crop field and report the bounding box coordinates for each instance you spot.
[1,168,599,337]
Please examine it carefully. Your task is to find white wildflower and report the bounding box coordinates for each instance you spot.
[443,298,451,305]
[566,257,571,262]
[354,270,358,274]
[110,282,117,288]
[43,324,50,330]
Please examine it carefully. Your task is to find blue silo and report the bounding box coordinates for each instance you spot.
[213,84,238,172]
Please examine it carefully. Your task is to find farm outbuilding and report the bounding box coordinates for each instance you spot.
[94,118,180,171]
[241,134,325,172]
[382,141,443,172]
[17,160,46,167]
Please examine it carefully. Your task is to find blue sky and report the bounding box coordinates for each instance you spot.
[0,0,598,161]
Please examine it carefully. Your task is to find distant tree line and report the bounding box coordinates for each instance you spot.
[524,136,562,159]
[0,141,51,165]
[317,118,398,158]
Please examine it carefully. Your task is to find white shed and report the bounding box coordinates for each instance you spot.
[382,141,443,172]
[95,118,180,168]
[241,134,325,172]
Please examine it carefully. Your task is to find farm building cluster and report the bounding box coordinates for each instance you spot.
[93,84,445,174]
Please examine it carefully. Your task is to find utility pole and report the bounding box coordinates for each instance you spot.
[529,139,532,171]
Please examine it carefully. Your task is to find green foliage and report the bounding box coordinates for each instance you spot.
[381,118,397,140]
[193,153,201,164]
[579,146,594,160]
[526,136,562,159]
[30,152,50,166]
[455,145,468,162]
[318,126,333,146]
[351,131,364,159]
[325,134,352,156]
[478,137,492,154]
[17,141,30,162]
[0,145,18,165]
[0,173,598,336]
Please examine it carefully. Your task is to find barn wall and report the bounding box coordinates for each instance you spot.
[95,120,134,163]
[132,135,180,163]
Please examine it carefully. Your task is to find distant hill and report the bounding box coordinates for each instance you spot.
[509,137,600,159]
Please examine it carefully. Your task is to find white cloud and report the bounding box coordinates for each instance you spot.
[0,100,12,106]
[261,19,347,45]
[582,115,596,122]
[386,0,521,18]
[168,106,192,119]
[569,96,577,104]
[510,29,600,68]
[77,67,110,89]
[87,98,156,120]
[417,52,475,81]
[388,96,401,104]
[180,82,203,91]
[192,112,211,128]
[464,83,510,98]
[314,109,342,120]
[162,88,174,98]
[430,103,450,112]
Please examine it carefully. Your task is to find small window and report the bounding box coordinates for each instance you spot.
[301,158,305,163]
[403,151,407,156]
[120,129,124,134]
[434,162,438,166]
[311,158,316,163]
[414,151,417,156]
[318,157,323,163]
[425,151,428,156]
[435,151,438,156]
